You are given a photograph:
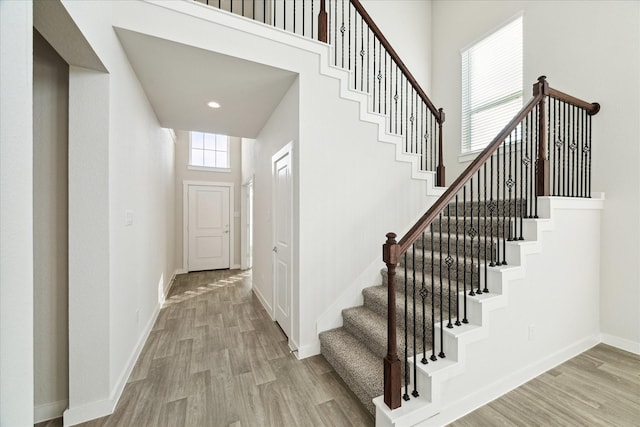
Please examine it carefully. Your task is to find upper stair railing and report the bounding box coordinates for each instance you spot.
[195,0,446,185]
[381,76,600,409]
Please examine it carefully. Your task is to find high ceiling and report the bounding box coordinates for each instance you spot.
[114,28,298,138]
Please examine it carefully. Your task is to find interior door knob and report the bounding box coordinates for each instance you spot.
[273,246,278,253]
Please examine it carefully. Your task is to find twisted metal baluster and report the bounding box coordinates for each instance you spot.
[403,251,409,401]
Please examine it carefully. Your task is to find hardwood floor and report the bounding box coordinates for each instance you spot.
[36,270,639,427]
[39,269,373,427]
[450,344,640,427]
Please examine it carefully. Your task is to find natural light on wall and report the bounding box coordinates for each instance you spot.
[461,15,523,154]
[189,131,230,169]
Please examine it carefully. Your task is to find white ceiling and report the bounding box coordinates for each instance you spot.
[114,28,298,138]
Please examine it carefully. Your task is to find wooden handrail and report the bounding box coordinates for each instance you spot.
[549,87,600,115]
[397,86,546,253]
[350,0,443,124]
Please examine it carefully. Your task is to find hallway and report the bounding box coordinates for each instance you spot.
[71,270,373,427]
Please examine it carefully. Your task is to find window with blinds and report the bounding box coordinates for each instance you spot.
[461,16,523,154]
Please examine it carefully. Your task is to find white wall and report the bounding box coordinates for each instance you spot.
[174,130,242,269]
[431,0,640,349]
[252,79,300,343]
[33,29,70,422]
[360,0,432,92]
[36,1,179,424]
[0,1,34,425]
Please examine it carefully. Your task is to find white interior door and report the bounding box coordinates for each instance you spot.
[273,145,292,339]
[188,185,230,271]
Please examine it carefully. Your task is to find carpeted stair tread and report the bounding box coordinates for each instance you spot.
[319,327,383,415]
[380,267,467,302]
[342,306,390,359]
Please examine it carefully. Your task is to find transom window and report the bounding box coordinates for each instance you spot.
[189,132,229,169]
[461,16,523,154]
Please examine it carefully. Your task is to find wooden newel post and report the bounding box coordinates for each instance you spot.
[383,232,401,410]
[318,0,328,43]
[436,108,446,187]
[533,76,550,196]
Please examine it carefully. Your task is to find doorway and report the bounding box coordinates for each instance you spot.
[184,183,233,272]
[272,143,293,339]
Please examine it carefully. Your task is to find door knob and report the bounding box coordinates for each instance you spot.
[272,246,278,253]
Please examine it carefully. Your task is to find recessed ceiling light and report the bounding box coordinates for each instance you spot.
[207,101,221,109]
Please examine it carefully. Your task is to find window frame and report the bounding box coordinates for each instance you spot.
[188,131,231,172]
[460,14,524,158]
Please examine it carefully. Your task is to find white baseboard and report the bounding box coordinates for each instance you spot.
[63,296,164,426]
[252,286,273,319]
[231,263,241,269]
[600,333,640,355]
[296,340,321,359]
[35,399,69,423]
[417,335,600,427]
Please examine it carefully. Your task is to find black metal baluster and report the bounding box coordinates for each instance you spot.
[489,152,495,267]
[401,76,405,139]
[554,98,560,196]
[263,0,266,23]
[502,139,507,265]
[573,106,578,197]
[302,0,312,40]
[366,25,369,94]
[495,144,501,263]
[411,244,418,398]
[476,170,482,295]
[563,101,568,197]
[587,114,592,197]
[455,196,461,326]
[353,11,357,88]
[581,109,586,197]
[348,2,351,71]
[438,213,445,359]
[507,135,515,241]
[333,0,344,68]
[403,251,409,401]
[340,0,344,68]
[524,113,530,218]
[421,231,428,365]
[446,205,453,329]
[462,187,468,324]
[384,52,387,116]
[430,223,437,362]
[579,108,583,197]
[519,121,525,240]
[360,17,364,91]
[469,180,475,296]
[483,164,489,293]
[394,65,398,134]
[531,104,540,218]
[242,0,245,18]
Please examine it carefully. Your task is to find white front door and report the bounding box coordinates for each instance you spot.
[188,185,230,272]
[273,145,292,339]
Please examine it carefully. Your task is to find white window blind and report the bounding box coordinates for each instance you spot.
[190,132,229,169]
[462,16,523,153]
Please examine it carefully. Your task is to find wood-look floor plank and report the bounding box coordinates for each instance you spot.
[450,344,640,427]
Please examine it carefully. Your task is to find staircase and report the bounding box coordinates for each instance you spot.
[319,197,513,415]
[180,2,603,425]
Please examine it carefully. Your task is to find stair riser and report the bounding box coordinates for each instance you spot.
[363,286,461,331]
[405,241,496,263]
[444,200,528,217]
[398,258,482,286]
[342,314,428,364]
[319,341,377,415]
[432,218,518,239]
[382,268,480,295]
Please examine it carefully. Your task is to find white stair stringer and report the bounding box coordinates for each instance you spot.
[139,1,444,195]
[373,194,604,427]
[316,48,444,191]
